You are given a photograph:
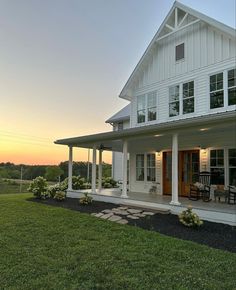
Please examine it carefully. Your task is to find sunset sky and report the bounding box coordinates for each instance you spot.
[0,0,235,165]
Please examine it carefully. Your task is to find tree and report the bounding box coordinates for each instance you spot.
[45,166,64,182]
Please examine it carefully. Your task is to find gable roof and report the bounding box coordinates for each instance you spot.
[119,1,236,100]
[106,104,130,123]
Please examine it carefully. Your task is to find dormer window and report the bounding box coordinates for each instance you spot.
[176,43,184,61]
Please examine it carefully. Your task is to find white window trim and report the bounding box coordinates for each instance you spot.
[208,67,236,113]
[168,80,195,118]
[136,91,158,125]
[135,152,156,183]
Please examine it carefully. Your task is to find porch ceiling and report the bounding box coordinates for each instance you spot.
[54,111,236,152]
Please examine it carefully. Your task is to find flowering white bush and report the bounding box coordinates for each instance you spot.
[179,205,203,228]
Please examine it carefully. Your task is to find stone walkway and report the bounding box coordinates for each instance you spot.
[91,206,155,224]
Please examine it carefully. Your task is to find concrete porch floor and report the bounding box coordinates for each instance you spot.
[67,188,236,215]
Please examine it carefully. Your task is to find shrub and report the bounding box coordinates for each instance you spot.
[54,191,66,201]
[47,183,64,198]
[60,176,91,191]
[179,206,203,228]
[28,176,48,199]
[102,177,117,188]
[79,192,93,205]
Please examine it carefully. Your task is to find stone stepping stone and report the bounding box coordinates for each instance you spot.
[127,215,139,220]
[116,219,128,224]
[127,209,142,214]
[102,209,113,214]
[117,206,128,210]
[133,213,145,217]
[91,213,97,216]
[142,211,155,216]
[100,213,113,219]
[108,215,122,222]
[94,213,104,217]
[112,210,129,216]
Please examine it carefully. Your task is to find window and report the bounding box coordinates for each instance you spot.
[147,92,157,121]
[117,122,123,131]
[229,149,236,186]
[137,91,157,123]
[136,154,144,181]
[137,95,146,123]
[169,85,180,117]
[210,72,224,109]
[176,43,184,61]
[228,69,236,106]
[210,149,224,185]
[183,81,194,114]
[147,154,156,181]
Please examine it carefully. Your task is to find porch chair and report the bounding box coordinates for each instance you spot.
[227,185,236,204]
[199,171,211,202]
[189,171,211,202]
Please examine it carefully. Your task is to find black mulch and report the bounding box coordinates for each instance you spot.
[30,197,236,253]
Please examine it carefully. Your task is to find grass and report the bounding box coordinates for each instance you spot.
[0,179,29,194]
[0,194,235,290]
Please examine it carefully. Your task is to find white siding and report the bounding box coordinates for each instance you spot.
[130,21,236,128]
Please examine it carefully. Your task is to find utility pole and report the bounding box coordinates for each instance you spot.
[87,148,90,181]
[20,166,23,193]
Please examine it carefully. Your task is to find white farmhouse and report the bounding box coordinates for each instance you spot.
[55,2,236,225]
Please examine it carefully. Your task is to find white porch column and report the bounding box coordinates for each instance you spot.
[98,149,103,191]
[92,145,97,194]
[68,146,73,191]
[121,140,128,198]
[170,133,181,205]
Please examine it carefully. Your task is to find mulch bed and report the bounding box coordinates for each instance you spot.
[30,197,236,253]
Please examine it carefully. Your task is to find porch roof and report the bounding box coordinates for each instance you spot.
[54,111,236,149]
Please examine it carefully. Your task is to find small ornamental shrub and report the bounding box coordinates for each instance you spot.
[28,176,48,199]
[179,206,203,228]
[60,176,91,191]
[102,177,117,188]
[54,191,66,201]
[79,192,93,205]
[47,183,62,198]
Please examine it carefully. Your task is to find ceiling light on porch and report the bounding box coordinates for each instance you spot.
[154,134,163,137]
[199,128,209,131]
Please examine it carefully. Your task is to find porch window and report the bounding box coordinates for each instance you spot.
[183,81,194,114]
[147,92,157,121]
[137,95,146,123]
[210,149,224,185]
[147,154,156,181]
[169,85,180,117]
[229,148,236,186]
[117,122,123,131]
[228,69,236,106]
[136,154,144,181]
[210,72,224,109]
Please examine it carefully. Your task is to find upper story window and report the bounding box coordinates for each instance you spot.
[183,81,194,114]
[210,72,224,109]
[228,69,236,106]
[209,69,236,109]
[137,91,157,124]
[175,43,184,61]
[147,92,157,121]
[169,85,180,117]
[117,122,123,131]
[137,95,146,123]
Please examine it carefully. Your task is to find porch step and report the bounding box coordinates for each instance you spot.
[119,204,170,215]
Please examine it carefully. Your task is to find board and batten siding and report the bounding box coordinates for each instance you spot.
[112,120,130,181]
[130,21,236,127]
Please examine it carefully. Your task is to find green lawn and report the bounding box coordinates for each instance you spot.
[0,194,235,290]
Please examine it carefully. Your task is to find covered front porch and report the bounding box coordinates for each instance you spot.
[55,111,236,225]
[67,188,236,225]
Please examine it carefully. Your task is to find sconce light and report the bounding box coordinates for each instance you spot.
[156,151,161,157]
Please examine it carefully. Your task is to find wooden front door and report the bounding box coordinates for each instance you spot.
[163,150,200,196]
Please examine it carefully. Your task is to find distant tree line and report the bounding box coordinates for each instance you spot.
[0,162,112,181]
